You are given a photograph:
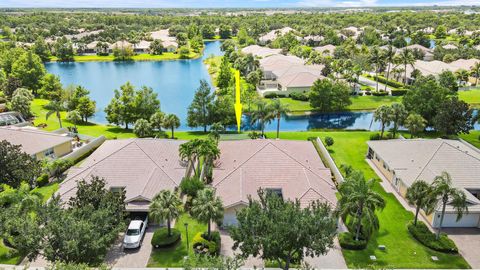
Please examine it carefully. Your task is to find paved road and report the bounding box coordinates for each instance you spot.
[359,76,393,93]
[105,226,155,268]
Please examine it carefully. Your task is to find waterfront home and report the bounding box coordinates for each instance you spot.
[162,40,179,52]
[64,29,103,40]
[313,44,336,56]
[213,140,337,226]
[241,45,282,58]
[110,40,132,52]
[367,138,480,228]
[258,27,294,45]
[398,44,434,61]
[257,54,325,96]
[150,29,176,42]
[0,126,72,160]
[56,139,185,213]
[134,40,151,53]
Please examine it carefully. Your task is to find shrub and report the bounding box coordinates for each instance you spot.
[373,75,404,88]
[151,228,181,248]
[369,133,381,140]
[371,90,388,96]
[264,93,279,99]
[192,231,221,255]
[248,131,261,139]
[391,89,408,96]
[36,173,50,187]
[289,92,309,101]
[46,159,73,180]
[338,232,367,250]
[180,177,205,197]
[324,136,334,147]
[408,221,458,253]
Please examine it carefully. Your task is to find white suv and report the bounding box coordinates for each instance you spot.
[123,217,148,249]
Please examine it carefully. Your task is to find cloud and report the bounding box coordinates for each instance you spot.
[295,0,378,7]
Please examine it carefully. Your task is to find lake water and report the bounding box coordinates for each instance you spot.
[46,41,478,132]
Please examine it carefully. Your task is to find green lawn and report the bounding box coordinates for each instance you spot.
[0,242,20,265]
[31,182,60,203]
[459,130,480,149]
[49,52,199,62]
[459,89,480,108]
[280,131,469,269]
[148,213,207,267]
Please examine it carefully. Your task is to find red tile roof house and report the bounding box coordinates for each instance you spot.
[56,139,338,225]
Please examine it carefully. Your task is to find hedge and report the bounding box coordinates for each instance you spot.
[391,89,408,96]
[264,93,286,99]
[371,75,404,88]
[192,231,221,255]
[289,92,309,101]
[36,173,50,187]
[338,232,368,250]
[407,221,458,253]
[371,90,389,96]
[151,228,181,248]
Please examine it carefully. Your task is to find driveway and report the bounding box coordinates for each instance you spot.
[443,228,480,268]
[359,75,393,94]
[104,226,155,268]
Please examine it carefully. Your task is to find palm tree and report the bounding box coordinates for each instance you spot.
[368,46,385,92]
[426,172,468,239]
[338,170,386,240]
[404,113,426,138]
[163,114,180,139]
[66,110,81,129]
[250,100,274,138]
[198,139,220,182]
[455,69,469,85]
[382,45,396,92]
[406,180,431,226]
[470,62,480,86]
[149,190,182,236]
[374,105,392,139]
[390,103,407,138]
[208,122,224,142]
[269,99,290,139]
[45,100,65,128]
[396,48,415,86]
[179,140,197,178]
[191,188,224,239]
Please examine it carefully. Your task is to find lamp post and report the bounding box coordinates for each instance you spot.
[184,222,189,255]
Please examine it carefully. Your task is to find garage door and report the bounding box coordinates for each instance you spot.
[434,213,480,228]
[223,213,238,227]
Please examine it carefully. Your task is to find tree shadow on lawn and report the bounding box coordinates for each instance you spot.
[149,238,188,267]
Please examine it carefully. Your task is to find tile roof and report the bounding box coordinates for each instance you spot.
[241,45,282,58]
[313,44,336,55]
[368,139,480,212]
[259,27,294,43]
[213,140,337,209]
[56,139,186,209]
[0,126,72,155]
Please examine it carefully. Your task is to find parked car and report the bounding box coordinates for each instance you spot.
[123,216,148,249]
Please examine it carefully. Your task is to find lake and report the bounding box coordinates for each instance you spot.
[46,41,478,132]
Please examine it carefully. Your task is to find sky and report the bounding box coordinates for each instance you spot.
[0,0,479,8]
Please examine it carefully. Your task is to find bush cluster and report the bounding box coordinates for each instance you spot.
[369,133,381,140]
[373,75,405,88]
[192,231,221,255]
[289,92,309,101]
[371,90,389,96]
[151,228,181,248]
[263,93,286,99]
[36,173,50,187]
[180,177,205,197]
[338,232,367,250]
[391,89,409,96]
[408,221,458,253]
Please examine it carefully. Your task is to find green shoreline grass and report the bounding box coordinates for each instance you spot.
[49,51,200,62]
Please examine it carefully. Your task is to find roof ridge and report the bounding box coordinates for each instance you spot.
[440,141,480,162]
[139,167,161,198]
[133,140,179,186]
[413,141,451,182]
[299,187,336,205]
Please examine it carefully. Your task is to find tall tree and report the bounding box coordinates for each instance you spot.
[134,86,160,120]
[406,180,431,226]
[426,172,468,239]
[230,189,337,270]
[10,87,34,118]
[309,79,351,112]
[187,80,214,132]
[338,170,386,240]
[395,48,415,86]
[390,103,408,138]
[404,113,426,138]
[197,139,220,182]
[77,96,96,123]
[382,45,396,92]
[0,140,41,188]
[374,105,392,138]
[191,188,224,239]
[217,56,233,89]
[45,100,66,128]
[368,46,385,92]
[105,82,136,129]
[11,51,46,94]
[150,111,165,132]
[250,100,274,137]
[39,74,63,101]
[470,61,480,86]
[269,99,290,139]
[149,190,182,236]
[163,113,180,139]
[433,97,474,136]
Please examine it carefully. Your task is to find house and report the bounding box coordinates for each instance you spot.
[257,54,324,96]
[162,40,178,52]
[56,139,186,213]
[150,29,176,42]
[241,45,282,58]
[342,26,362,39]
[442,44,459,50]
[0,112,26,126]
[64,30,103,40]
[110,40,132,52]
[213,140,337,226]
[0,126,72,159]
[134,40,151,54]
[398,44,434,61]
[258,27,294,45]
[313,44,336,56]
[302,35,324,46]
[367,138,480,228]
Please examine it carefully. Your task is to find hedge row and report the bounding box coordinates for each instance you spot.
[338,232,368,250]
[407,221,458,253]
[151,228,181,248]
[289,92,309,101]
[391,89,409,96]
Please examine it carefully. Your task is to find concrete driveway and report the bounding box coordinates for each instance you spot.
[105,226,155,268]
[443,228,480,268]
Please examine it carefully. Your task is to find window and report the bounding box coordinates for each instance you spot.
[44,148,55,158]
[126,229,140,236]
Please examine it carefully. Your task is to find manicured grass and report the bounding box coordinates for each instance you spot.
[0,241,20,265]
[459,130,480,149]
[148,213,207,267]
[32,182,60,203]
[459,89,480,108]
[275,96,403,112]
[278,131,469,269]
[49,52,199,62]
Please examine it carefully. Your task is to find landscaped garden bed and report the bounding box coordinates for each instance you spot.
[408,221,459,253]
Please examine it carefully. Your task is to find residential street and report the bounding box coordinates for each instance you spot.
[359,75,394,94]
